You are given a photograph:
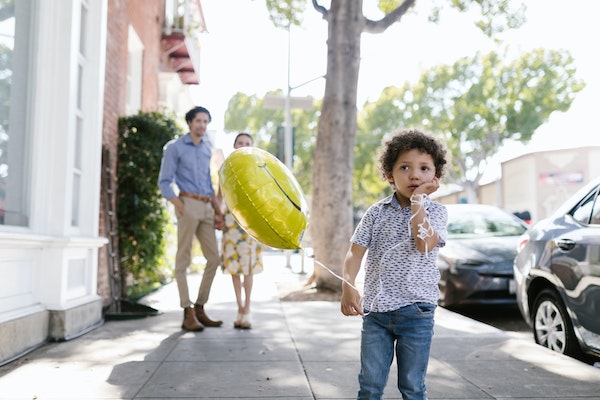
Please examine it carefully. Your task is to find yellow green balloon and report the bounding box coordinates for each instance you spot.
[218,147,309,250]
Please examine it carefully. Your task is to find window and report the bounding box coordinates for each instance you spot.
[0,1,33,227]
[589,186,600,225]
[71,1,88,227]
[572,189,598,225]
[125,26,143,115]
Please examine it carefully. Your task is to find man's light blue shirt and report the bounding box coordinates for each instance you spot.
[158,134,215,200]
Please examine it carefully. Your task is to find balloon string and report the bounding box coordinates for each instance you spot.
[409,193,435,256]
[298,247,374,315]
[294,198,436,313]
[299,247,361,293]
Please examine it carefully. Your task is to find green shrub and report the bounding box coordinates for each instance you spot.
[117,111,181,297]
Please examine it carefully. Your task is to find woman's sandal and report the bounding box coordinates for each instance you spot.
[239,312,252,329]
[233,313,243,329]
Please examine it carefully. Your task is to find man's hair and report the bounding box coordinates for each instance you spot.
[185,106,212,123]
[378,128,448,180]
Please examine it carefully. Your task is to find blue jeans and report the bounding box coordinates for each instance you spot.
[357,303,436,400]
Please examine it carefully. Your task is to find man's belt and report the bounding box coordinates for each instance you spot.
[179,192,212,203]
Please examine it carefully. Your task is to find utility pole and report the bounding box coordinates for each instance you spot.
[262,25,322,271]
[263,26,320,167]
[284,25,293,170]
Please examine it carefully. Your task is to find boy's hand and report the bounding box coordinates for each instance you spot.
[414,177,440,196]
[341,286,364,316]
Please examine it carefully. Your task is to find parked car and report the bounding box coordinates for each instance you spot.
[437,203,529,307]
[514,177,600,358]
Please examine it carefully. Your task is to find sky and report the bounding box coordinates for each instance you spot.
[191,0,600,179]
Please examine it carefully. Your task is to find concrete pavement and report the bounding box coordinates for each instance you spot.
[0,251,599,399]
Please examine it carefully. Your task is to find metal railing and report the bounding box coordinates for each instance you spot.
[163,0,206,37]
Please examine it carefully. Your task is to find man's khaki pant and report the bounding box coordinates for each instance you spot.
[174,196,220,308]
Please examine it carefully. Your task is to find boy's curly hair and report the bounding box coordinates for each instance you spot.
[378,128,448,180]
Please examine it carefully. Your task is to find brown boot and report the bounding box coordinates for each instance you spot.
[182,307,204,331]
[194,304,223,327]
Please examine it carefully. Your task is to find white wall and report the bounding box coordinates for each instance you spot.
[0,0,108,365]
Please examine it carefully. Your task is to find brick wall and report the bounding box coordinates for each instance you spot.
[98,0,166,306]
[126,0,165,110]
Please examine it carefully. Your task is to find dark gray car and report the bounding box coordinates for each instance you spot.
[437,203,528,307]
[514,177,600,358]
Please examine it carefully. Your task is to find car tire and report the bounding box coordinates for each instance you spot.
[532,289,580,356]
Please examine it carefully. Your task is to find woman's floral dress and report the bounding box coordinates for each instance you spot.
[221,209,263,275]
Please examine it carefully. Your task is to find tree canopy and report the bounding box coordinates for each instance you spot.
[358,48,585,203]
[223,45,584,218]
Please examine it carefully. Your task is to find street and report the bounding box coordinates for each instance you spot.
[448,303,529,334]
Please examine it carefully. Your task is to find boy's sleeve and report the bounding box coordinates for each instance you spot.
[431,203,448,247]
[351,206,375,248]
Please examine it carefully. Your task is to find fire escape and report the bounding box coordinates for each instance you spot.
[161,0,207,85]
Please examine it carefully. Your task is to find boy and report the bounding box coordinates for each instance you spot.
[341,128,448,400]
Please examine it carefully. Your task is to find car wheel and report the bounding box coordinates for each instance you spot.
[532,289,579,356]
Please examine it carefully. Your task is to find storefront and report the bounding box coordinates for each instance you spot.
[0,0,107,364]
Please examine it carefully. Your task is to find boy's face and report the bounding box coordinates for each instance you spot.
[388,149,437,202]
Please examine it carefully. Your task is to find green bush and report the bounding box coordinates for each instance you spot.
[117,111,181,297]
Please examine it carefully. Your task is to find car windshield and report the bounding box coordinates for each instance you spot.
[446,206,527,238]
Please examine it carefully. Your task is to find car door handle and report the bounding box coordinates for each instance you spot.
[556,238,576,251]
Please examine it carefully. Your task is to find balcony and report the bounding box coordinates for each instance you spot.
[161,0,206,85]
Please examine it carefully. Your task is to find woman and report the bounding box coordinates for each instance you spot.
[221,132,264,329]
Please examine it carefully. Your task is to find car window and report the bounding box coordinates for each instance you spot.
[447,207,527,237]
[590,186,600,225]
[572,186,599,225]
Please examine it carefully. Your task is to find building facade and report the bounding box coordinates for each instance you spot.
[437,146,600,224]
[0,0,204,366]
[501,146,600,222]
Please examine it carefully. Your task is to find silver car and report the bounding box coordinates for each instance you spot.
[514,176,600,358]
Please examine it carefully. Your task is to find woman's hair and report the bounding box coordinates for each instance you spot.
[234,132,253,145]
[378,128,448,179]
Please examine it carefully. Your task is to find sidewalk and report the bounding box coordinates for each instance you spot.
[0,251,599,399]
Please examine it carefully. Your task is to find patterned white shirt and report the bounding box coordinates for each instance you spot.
[351,193,447,312]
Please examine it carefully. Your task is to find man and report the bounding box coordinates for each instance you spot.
[158,106,224,331]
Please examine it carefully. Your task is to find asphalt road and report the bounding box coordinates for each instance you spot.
[447,303,529,333]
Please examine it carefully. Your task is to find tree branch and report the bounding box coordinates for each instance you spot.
[311,0,328,20]
[364,0,416,34]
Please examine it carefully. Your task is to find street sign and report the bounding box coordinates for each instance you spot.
[263,94,314,110]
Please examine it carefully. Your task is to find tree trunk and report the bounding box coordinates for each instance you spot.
[310,0,363,291]
[463,180,479,204]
